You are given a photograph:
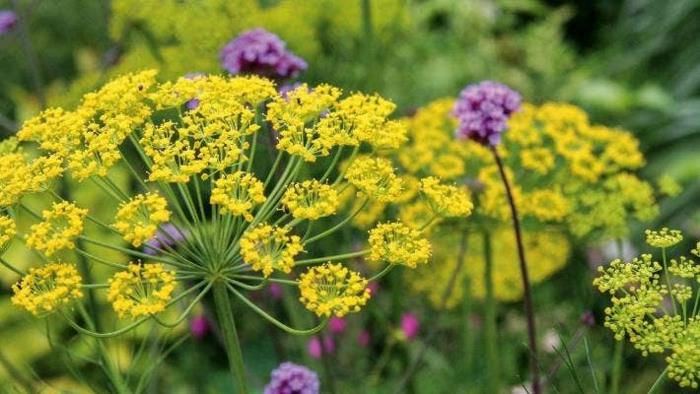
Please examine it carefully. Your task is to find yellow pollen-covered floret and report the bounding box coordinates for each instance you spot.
[298,262,371,317]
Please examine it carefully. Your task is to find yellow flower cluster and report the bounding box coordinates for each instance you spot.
[0,139,63,207]
[210,172,266,221]
[419,177,473,218]
[0,215,16,249]
[107,263,176,319]
[645,228,683,248]
[281,180,339,220]
[368,221,431,268]
[11,262,84,315]
[408,228,570,307]
[344,156,403,202]
[239,225,303,277]
[594,231,700,389]
[113,193,171,247]
[143,75,276,182]
[392,99,658,240]
[298,262,371,317]
[26,202,88,256]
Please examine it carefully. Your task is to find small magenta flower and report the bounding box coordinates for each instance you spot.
[400,313,420,341]
[220,28,307,80]
[452,81,521,146]
[0,10,17,35]
[143,223,187,255]
[328,316,347,334]
[190,315,210,339]
[367,281,380,296]
[264,362,320,394]
[268,283,283,300]
[307,336,334,359]
[357,330,371,347]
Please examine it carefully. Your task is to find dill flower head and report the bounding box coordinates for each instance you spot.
[0,10,17,35]
[667,319,700,389]
[645,228,683,248]
[452,81,522,146]
[26,202,88,256]
[298,262,371,317]
[0,146,63,208]
[368,221,431,268]
[239,225,303,277]
[0,214,16,249]
[113,193,171,247]
[264,362,320,394]
[11,262,83,315]
[419,176,473,218]
[107,263,176,319]
[220,28,307,79]
[344,156,403,202]
[210,171,266,221]
[281,180,339,220]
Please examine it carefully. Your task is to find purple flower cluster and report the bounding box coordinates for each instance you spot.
[264,362,320,394]
[220,28,307,80]
[0,10,17,35]
[452,81,521,146]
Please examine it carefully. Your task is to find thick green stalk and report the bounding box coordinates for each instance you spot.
[483,231,499,393]
[647,365,669,394]
[610,339,623,394]
[212,281,248,393]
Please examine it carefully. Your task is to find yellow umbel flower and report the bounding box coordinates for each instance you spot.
[419,177,473,218]
[368,221,431,268]
[281,180,339,220]
[298,262,371,317]
[210,172,266,221]
[11,262,83,315]
[344,156,402,202]
[0,148,63,208]
[657,175,682,197]
[0,215,16,249]
[522,188,570,222]
[17,107,84,158]
[645,228,683,248]
[520,148,555,174]
[667,319,700,389]
[267,84,342,162]
[26,202,88,256]
[113,193,171,247]
[107,263,176,319]
[239,225,303,277]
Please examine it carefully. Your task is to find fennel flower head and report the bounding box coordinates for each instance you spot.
[594,228,700,389]
[1,70,433,343]
[220,27,307,79]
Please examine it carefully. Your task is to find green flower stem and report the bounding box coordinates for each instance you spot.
[0,256,25,275]
[483,231,499,393]
[492,146,540,394]
[368,264,394,282]
[691,286,700,316]
[263,149,284,188]
[152,282,212,328]
[319,146,344,183]
[228,283,327,335]
[647,365,669,394]
[230,275,297,286]
[333,145,359,186]
[212,281,248,393]
[610,339,624,394]
[294,250,369,266]
[305,199,368,243]
[661,248,677,315]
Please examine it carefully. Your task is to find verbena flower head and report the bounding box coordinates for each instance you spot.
[220,28,307,79]
[0,10,17,35]
[26,201,88,256]
[107,263,176,319]
[595,229,700,389]
[11,262,83,315]
[452,81,521,146]
[264,362,320,394]
[645,228,683,248]
[299,263,371,317]
[368,221,431,268]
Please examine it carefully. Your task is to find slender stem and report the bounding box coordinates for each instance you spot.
[491,146,540,394]
[661,248,677,314]
[294,250,369,266]
[305,199,368,243]
[483,231,499,393]
[212,281,248,393]
[368,264,394,282]
[647,365,669,394]
[610,339,623,394]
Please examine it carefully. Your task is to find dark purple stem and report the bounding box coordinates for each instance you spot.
[491,146,540,394]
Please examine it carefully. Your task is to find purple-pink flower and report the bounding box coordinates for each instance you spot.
[357,330,371,347]
[328,317,347,334]
[0,10,17,35]
[400,313,420,341]
[452,81,521,146]
[144,223,187,255]
[264,362,320,394]
[220,28,307,80]
[307,336,335,359]
[190,315,210,339]
[268,283,283,300]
